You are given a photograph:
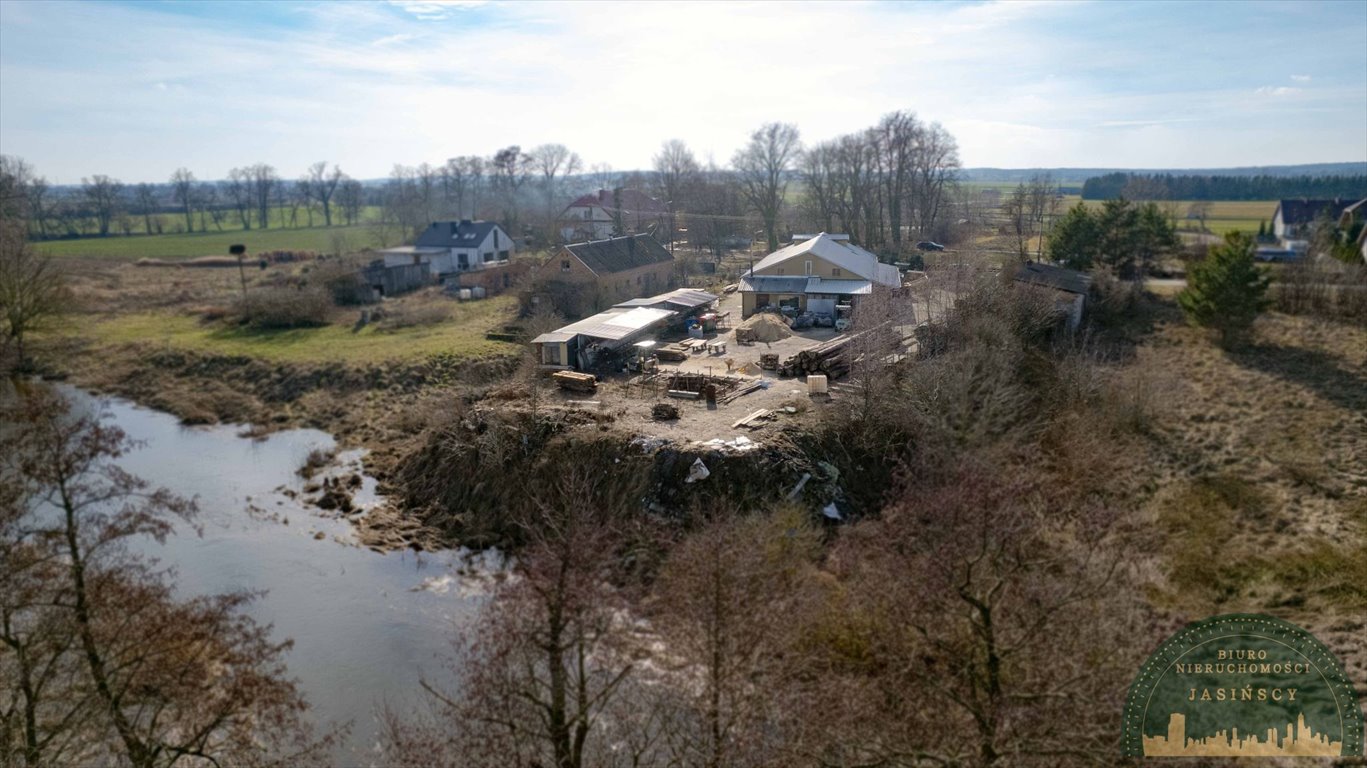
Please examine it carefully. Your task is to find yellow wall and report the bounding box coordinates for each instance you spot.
[753,254,849,279]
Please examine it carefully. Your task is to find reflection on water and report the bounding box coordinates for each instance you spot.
[49,385,493,764]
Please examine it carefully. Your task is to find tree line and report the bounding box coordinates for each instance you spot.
[7,110,963,256]
[1081,172,1367,201]
[10,159,370,240]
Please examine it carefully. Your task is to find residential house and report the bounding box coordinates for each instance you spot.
[559,189,668,242]
[737,232,901,319]
[1272,198,1364,242]
[1011,261,1091,331]
[540,234,676,313]
[379,220,515,280]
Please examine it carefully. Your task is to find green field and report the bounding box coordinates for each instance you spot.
[81,295,521,364]
[35,222,393,260]
[1061,196,1277,236]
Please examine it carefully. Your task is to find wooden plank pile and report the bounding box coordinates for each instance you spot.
[731,408,771,429]
[778,334,854,379]
[657,343,690,362]
[720,378,763,404]
[552,370,598,393]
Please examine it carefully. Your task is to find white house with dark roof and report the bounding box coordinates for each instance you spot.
[380,219,515,278]
[738,233,901,318]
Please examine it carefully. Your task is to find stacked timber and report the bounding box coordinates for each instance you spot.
[778,335,854,379]
[552,370,598,393]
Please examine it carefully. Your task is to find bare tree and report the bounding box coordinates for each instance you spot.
[80,175,123,237]
[414,162,438,225]
[223,168,252,231]
[305,162,344,226]
[653,140,698,252]
[250,164,278,230]
[531,144,581,238]
[337,177,364,226]
[168,168,195,233]
[388,446,648,768]
[491,146,531,232]
[0,231,67,371]
[133,183,158,235]
[0,390,333,768]
[733,122,800,252]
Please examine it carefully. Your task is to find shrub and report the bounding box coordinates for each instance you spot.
[375,303,450,331]
[232,286,331,329]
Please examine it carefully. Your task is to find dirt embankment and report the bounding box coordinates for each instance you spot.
[51,338,519,471]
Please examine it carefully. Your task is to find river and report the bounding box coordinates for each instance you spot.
[53,386,491,765]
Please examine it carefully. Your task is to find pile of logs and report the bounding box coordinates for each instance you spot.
[778,335,854,379]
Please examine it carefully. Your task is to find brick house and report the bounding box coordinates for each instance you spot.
[534,234,675,316]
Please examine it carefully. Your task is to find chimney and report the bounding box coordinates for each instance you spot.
[460,219,473,227]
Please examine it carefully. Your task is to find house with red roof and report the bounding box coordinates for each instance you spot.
[559,188,668,243]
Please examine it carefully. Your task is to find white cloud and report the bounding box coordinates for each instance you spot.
[1290,74,1312,82]
[386,0,488,21]
[1255,85,1301,96]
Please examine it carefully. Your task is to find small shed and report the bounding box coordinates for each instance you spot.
[531,306,675,371]
[1012,261,1091,331]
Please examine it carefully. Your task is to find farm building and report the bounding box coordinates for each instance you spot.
[738,232,900,319]
[613,288,717,316]
[1011,261,1091,331]
[531,305,675,371]
[536,234,676,312]
[559,188,668,242]
[379,220,515,280]
[360,260,428,298]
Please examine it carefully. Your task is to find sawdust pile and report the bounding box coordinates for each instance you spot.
[737,313,792,343]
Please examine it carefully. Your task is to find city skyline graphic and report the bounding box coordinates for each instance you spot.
[1143,711,1343,756]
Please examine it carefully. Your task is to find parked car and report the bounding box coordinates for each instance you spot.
[915,241,946,252]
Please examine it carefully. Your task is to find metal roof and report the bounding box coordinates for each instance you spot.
[805,278,873,295]
[551,306,675,342]
[563,234,673,275]
[746,233,889,282]
[415,220,505,249]
[739,275,810,294]
[614,288,718,311]
[531,331,576,344]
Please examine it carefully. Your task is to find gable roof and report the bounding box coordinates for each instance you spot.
[414,220,504,249]
[1275,198,1364,227]
[563,234,673,275]
[1012,261,1092,295]
[533,306,674,344]
[746,233,899,286]
[565,188,667,215]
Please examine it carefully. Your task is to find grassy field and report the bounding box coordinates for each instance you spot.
[1060,195,1277,236]
[80,294,520,364]
[35,222,393,260]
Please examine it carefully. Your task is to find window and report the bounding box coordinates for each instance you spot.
[561,260,571,272]
[545,344,561,364]
[832,268,842,277]
[804,260,813,275]
[776,268,785,275]
[498,250,510,260]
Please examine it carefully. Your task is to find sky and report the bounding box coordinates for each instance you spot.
[0,0,1364,184]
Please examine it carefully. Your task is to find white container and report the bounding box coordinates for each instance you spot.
[458,288,472,301]
[807,374,828,395]
[472,286,487,299]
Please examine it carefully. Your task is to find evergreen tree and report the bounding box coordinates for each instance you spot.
[1045,202,1100,270]
[1257,220,1266,238]
[1177,231,1270,346]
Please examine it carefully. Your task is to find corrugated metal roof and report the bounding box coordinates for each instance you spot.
[805,278,873,295]
[554,306,675,342]
[531,332,576,344]
[739,275,810,294]
[564,234,673,275]
[615,288,718,311]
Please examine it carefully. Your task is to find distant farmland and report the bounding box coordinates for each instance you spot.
[35,222,391,260]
